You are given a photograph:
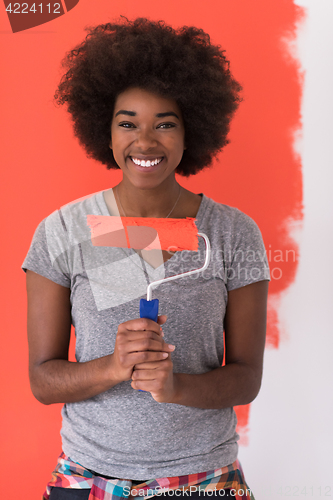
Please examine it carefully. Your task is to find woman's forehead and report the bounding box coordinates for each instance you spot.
[114,87,181,114]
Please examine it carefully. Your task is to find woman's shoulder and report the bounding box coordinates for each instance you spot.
[22,192,105,284]
[43,190,105,229]
[28,190,106,255]
[201,194,260,234]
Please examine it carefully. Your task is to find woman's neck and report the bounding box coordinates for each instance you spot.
[115,180,182,218]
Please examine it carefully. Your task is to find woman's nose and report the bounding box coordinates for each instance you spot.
[135,128,158,149]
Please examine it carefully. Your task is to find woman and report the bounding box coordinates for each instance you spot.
[23,18,270,500]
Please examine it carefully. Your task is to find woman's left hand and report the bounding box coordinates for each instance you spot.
[131,352,178,403]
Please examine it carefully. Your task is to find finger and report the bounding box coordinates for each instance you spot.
[133,360,166,370]
[118,330,166,345]
[123,317,162,334]
[128,350,169,365]
[157,315,168,326]
[131,379,159,392]
[132,369,158,380]
[127,338,175,354]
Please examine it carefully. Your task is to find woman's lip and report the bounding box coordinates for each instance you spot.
[129,157,165,172]
[130,155,164,161]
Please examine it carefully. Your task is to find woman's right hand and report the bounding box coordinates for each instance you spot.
[111,315,174,384]
[26,270,173,403]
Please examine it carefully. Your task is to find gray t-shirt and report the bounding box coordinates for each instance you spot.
[22,189,270,479]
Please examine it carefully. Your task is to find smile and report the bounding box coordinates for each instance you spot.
[130,157,164,167]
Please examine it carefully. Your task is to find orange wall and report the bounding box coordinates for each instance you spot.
[0,0,303,497]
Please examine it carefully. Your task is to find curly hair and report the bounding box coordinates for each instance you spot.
[55,17,242,176]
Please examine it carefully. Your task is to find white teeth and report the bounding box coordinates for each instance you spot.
[131,157,163,167]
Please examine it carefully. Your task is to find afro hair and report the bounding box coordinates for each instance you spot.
[55,17,242,176]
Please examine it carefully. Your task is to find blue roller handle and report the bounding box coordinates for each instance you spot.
[137,298,159,392]
[140,298,159,322]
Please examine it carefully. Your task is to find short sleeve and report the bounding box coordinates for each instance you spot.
[226,211,270,291]
[22,216,71,288]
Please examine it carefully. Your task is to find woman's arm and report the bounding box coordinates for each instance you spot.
[27,270,117,404]
[131,280,269,408]
[27,270,173,405]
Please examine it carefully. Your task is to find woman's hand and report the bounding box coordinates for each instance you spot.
[147,280,269,409]
[27,270,175,404]
[111,315,175,384]
[130,333,177,403]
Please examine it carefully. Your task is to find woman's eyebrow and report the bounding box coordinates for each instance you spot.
[156,112,179,119]
[115,110,136,117]
[115,110,180,119]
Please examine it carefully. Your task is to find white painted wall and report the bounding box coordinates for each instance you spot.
[239,2,333,499]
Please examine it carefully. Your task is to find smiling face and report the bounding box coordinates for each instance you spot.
[110,87,186,190]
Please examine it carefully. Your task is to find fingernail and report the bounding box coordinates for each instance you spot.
[162,353,168,358]
[168,344,175,350]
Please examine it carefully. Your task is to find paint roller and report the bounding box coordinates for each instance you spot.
[87,215,211,320]
[139,231,210,321]
[88,214,211,392]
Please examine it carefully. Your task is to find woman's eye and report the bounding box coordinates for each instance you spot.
[117,122,176,129]
[157,123,176,129]
[119,122,136,128]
